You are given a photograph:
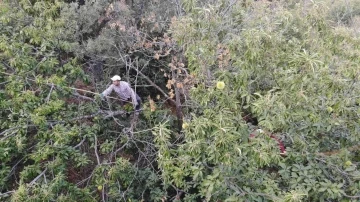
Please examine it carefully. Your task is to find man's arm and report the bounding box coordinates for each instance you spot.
[125,83,138,107]
[101,84,114,98]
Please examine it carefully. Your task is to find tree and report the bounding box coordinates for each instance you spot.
[1,0,360,201]
[0,0,169,201]
[154,0,360,201]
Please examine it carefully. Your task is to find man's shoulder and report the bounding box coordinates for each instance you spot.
[120,81,130,86]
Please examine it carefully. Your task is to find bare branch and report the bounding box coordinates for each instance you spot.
[74,137,86,149]
[0,191,15,198]
[94,135,101,165]
[0,127,20,137]
[129,65,177,105]
[319,144,360,156]
[29,168,48,186]
[171,68,184,130]
[342,193,360,199]
[73,92,95,101]
[45,84,54,103]
[103,110,126,119]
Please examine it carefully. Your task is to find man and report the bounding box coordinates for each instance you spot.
[100,75,141,111]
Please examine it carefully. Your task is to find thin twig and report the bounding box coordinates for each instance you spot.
[94,135,101,165]
[29,168,48,186]
[74,137,86,149]
[45,84,54,102]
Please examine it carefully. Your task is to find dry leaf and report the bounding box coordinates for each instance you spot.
[176,83,183,89]
[169,90,175,99]
[154,53,160,60]
[166,80,172,89]
[149,97,156,112]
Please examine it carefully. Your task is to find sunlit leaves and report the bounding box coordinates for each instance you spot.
[161,0,360,201]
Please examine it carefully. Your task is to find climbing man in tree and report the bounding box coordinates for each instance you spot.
[100,75,141,112]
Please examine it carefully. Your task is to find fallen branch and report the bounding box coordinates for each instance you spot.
[0,127,20,136]
[103,110,126,119]
[73,92,95,101]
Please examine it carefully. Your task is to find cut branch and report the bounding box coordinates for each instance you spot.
[103,110,126,119]
[73,92,95,101]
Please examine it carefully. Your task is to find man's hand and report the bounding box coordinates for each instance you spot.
[95,93,105,102]
[100,93,105,100]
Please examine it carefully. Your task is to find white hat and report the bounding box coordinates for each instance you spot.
[110,75,121,81]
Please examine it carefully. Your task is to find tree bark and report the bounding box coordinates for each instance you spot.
[172,68,183,131]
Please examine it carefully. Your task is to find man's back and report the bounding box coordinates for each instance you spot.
[101,76,141,111]
[111,81,133,99]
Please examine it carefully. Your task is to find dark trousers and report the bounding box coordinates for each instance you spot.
[120,94,141,111]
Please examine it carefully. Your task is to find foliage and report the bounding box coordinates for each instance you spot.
[0,0,168,201]
[1,0,360,201]
[154,0,360,201]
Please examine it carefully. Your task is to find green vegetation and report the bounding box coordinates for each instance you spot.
[1,0,359,201]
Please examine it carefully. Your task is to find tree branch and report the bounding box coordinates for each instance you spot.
[0,191,15,198]
[0,127,20,136]
[319,144,360,156]
[94,135,101,165]
[103,110,126,119]
[74,137,86,149]
[129,66,177,105]
[73,92,95,101]
[29,168,48,186]
[342,192,360,199]
[172,67,183,130]
[45,84,54,102]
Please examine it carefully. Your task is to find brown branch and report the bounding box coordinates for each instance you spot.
[73,92,95,101]
[172,68,183,130]
[319,145,360,156]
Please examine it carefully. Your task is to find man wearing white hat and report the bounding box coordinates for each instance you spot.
[100,75,141,111]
